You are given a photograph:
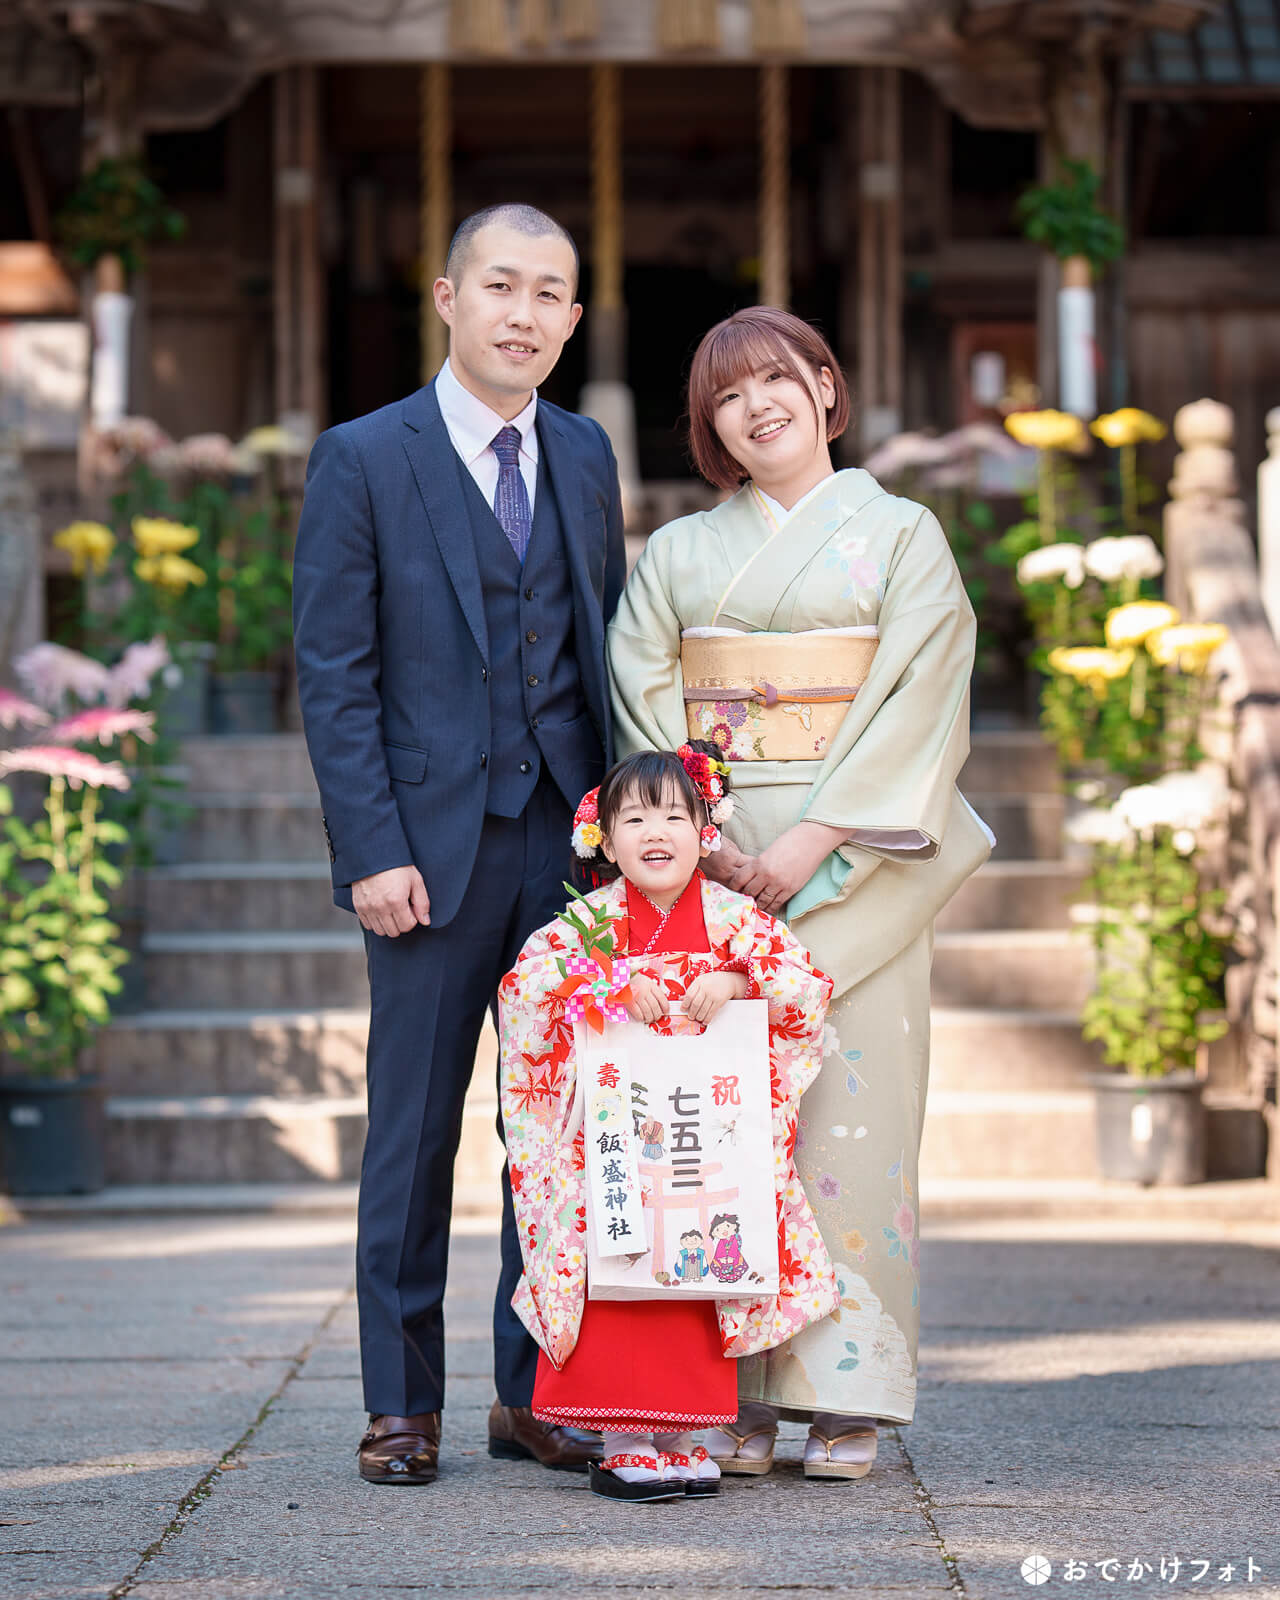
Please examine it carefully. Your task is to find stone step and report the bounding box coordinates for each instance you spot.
[101,1022,504,1187]
[95,1007,369,1097]
[178,734,316,795]
[159,793,328,865]
[935,859,1085,932]
[141,930,365,1010]
[918,1088,1097,1180]
[143,862,340,932]
[960,730,1059,795]
[968,792,1064,861]
[928,1008,1098,1091]
[931,930,1090,1011]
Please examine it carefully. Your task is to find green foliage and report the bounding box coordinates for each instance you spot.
[1015,159,1125,269]
[55,157,186,276]
[0,779,129,1079]
[1080,836,1227,1078]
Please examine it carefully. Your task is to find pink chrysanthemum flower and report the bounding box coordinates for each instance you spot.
[0,688,50,731]
[106,637,172,706]
[0,745,130,790]
[49,707,156,746]
[14,643,112,711]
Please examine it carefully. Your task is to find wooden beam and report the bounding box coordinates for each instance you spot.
[273,64,326,432]
[759,63,790,309]
[856,65,902,449]
[420,62,451,383]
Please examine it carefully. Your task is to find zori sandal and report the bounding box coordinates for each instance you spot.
[703,1421,776,1476]
[683,1443,721,1497]
[802,1425,877,1481]
[589,1454,684,1503]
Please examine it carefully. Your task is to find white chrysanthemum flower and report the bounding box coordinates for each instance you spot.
[1063,805,1134,847]
[1016,542,1086,590]
[1083,534,1164,584]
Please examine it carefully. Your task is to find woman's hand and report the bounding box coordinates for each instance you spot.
[698,833,753,888]
[735,821,849,916]
[625,972,670,1025]
[682,969,748,1026]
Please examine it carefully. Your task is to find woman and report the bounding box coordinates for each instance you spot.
[606,306,993,1480]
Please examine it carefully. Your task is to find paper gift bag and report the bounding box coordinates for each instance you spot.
[579,999,779,1301]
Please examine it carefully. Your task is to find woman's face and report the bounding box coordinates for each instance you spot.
[711,353,836,490]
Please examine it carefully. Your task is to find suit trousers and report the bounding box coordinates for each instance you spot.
[357,773,572,1415]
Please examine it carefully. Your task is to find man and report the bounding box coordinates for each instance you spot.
[293,204,625,1485]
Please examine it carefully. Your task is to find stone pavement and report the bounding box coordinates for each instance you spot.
[3,1197,1279,1600]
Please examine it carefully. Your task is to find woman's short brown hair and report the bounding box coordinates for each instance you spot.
[685,306,852,491]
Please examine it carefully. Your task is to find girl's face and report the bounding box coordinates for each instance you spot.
[711,353,836,493]
[712,1219,734,1241]
[601,781,707,908]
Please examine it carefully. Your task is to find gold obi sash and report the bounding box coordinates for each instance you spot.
[681,630,878,762]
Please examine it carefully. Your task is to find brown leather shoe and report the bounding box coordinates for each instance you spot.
[487,1401,601,1473]
[358,1412,440,1485]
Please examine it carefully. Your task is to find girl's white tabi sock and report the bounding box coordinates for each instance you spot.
[655,1429,720,1483]
[600,1431,661,1485]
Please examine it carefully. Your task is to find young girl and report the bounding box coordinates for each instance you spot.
[498,742,839,1502]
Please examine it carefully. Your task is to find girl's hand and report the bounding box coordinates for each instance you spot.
[625,972,670,1025]
[736,821,848,916]
[682,969,748,1026]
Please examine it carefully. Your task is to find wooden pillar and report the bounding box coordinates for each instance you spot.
[759,64,790,309]
[580,64,639,510]
[273,65,325,437]
[420,62,452,383]
[856,65,902,451]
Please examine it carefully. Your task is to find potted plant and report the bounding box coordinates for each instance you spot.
[209,479,296,736]
[1015,160,1125,420]
[0,690,140,1195]
[1066,768,1231,1185]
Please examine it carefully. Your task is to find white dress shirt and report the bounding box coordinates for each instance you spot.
[434,358,539,515]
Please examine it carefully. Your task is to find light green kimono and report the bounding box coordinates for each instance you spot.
[607,468,992,1424]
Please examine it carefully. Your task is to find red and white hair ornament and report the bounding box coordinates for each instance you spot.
[571,786,603,860]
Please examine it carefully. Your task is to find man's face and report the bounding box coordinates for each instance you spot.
[432,223,582,411]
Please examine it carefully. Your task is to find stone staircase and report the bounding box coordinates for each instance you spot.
[96,728,1098,1187]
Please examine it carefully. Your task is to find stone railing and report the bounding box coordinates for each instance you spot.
[1164,400,1280,1176]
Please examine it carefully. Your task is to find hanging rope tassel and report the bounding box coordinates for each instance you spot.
[451,0,512,55]
[658,0,719,51]
[558,0,599,42]
[752,0,807,54]
[519,0,552,47]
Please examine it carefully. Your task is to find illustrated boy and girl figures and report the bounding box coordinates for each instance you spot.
[673,1218,748,1288]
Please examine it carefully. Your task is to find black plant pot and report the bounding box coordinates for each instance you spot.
[210,670,277,734]
[165,641,214,738]
[1088,1070,1206,1186]
[0,1075,106,1195]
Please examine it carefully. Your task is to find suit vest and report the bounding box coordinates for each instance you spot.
[455,446,599,818]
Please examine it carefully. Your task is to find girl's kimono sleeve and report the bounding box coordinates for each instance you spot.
[606,519,697,757]
[705,884,840,1356]
[497,921,587,1369]
[802,506,976,862]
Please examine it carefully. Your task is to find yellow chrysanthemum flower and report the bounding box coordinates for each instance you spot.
[1048,645,1135,699]
[1105,601,1180,650]
[1090,408,1168,449]
[132,517,200,558]
[578,822,602,849]
[53,520,115,577]
[134,553,207,592]
[1147,623,1229,674]
[1003,409,1088,453]
[240,424,304,457]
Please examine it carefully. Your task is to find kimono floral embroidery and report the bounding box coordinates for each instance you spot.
[499,875,839,1370]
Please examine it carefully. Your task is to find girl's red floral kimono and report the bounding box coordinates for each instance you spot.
[497,872,840,1430]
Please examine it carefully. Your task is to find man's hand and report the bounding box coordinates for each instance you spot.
[625,972,670,1025]
[682,969,748,1026]
[352,865,431,937]
[735,821,849,917]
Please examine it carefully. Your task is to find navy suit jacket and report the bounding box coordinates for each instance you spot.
[292,380,626,927]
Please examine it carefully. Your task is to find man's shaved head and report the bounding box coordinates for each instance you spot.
[444,203,579,288]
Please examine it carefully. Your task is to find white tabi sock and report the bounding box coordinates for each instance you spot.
[600,1430,661,1485]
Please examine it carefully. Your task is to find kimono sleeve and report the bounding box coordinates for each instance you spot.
[722,896,833,1100]
[802,505,976,861]
[606,520,697,757]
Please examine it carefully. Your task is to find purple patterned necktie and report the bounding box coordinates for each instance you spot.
[490,425,532,563]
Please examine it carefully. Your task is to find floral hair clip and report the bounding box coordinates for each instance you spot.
[676,744,736,827]
[572,786,603,860]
